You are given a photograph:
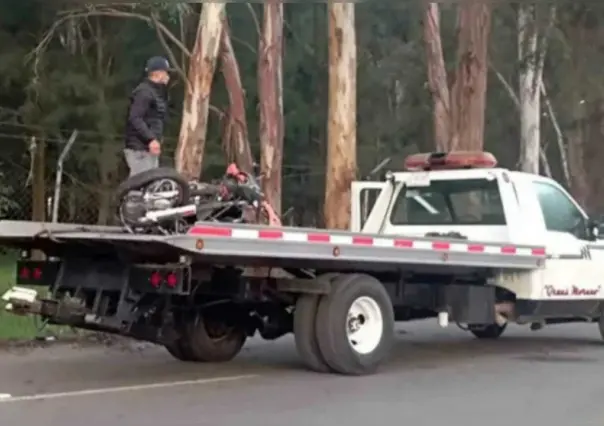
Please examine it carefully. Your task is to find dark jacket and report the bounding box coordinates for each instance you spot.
[124,79,168,151]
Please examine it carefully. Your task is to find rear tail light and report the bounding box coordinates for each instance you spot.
[147,271,180,290]
[19,267,30,280]
[166,273,178,288]
[17,265,45,283]
[150,272,162,288]
[33,267,42,280]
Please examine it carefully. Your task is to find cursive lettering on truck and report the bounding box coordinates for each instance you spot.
[544,285,601,297]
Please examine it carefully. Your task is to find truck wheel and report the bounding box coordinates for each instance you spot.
[293,273,339,373]
[165,339,195,362]
[597,315,604,340]
[469,323,507,339]
[315,274,394,376]
[185,315,247,363]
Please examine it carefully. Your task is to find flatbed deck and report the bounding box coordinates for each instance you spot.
[0,220,545,271]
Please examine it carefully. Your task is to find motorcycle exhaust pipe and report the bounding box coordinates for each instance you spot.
[143,190,180,200]
[145,204,197,221]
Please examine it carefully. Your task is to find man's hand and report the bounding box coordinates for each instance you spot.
[149,140,161,156]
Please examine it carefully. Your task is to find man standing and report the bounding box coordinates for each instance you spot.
[123,56,172,176]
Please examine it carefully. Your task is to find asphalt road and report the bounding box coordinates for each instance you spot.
[0,321,603,426]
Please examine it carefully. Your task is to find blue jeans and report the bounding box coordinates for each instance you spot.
[123,149,159,177]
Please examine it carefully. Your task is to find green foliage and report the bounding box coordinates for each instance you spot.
[1,1,604,224]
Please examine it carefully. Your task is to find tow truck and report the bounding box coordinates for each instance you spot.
[2,151,604,376]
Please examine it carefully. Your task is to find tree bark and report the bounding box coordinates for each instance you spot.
[31,136,45,260]
[31,137,45,223]
[423,2,451,151]
[518,5,541,174]
[449,1,492,151]
[221,21,254,173]
[175,3,225,181]
[258,0,284,216]
[324,3,357,230]
[568,112,589,209]
[518,5,555,175]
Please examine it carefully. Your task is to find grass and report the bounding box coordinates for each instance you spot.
[0,253,38,340]
[0,251,75,341]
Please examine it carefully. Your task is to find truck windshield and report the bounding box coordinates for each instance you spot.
[390,178,506,225]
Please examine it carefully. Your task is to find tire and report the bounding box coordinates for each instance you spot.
[116,167,190,203]
[469,323,507,339]
[185,315,247,363]
[293,273,339,373]
[597,314,604,341]
[315,274,394,376]
[165,339,195,362]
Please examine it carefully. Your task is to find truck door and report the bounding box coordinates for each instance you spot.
[530,178,604,300]
[350,181,389,232]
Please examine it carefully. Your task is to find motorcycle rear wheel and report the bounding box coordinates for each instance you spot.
[116,167,191,203]
[116,168,191,229]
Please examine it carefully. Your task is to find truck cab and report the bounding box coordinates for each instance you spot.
[351,151,604,302]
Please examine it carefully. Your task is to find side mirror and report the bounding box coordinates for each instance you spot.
[588,219,601,240]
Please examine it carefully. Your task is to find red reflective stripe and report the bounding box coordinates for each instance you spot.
[308,233,331,243]
[432,242,450,250]
[501,246,516,254]
[258,230,283,239]
[394,239,414,248]
[352,236,373,245]
[186,226,545,258]
[189,226,232,237]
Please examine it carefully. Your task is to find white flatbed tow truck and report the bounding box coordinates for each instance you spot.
[2,151,604,375]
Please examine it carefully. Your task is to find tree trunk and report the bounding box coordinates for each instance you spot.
[258,0,284,216]
[221,22,254,174]
[423,2,451,151]
[175,4,225,181]
[518,5,555,175]
[568,123,589,208]
[324,3,357,230]
[31,136,45,260]
[518,5,541,174]
[449,1,492,151]
[31,137,45,223]
[97,142,116,225]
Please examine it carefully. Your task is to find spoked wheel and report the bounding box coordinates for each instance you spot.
[116,167,191,229]
[116,167,190,201]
